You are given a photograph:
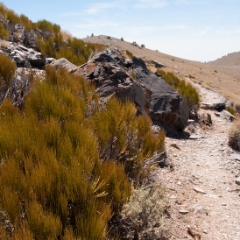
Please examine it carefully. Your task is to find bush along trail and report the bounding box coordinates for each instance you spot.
[152,82,240,240]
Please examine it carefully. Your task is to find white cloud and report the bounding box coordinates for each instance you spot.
[85,2,122,14]
[60,12,82,17]
[134,0,168,8]
[76,20,119,29]
[160,24,188,30]
[124,26,158,36]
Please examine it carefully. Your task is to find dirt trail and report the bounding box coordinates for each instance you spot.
[153,84,240,240]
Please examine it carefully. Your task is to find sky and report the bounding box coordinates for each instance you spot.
[2,0,240,62]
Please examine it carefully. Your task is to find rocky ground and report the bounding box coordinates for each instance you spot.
[152,83,240,239]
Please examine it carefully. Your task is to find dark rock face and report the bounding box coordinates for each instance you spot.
[74,48,189,131]
[132,56,189,131]
[0,42,46,69]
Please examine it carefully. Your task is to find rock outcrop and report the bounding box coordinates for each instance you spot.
[73,48,189,131]
[0,41,46,69]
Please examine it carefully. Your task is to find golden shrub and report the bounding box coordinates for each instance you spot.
[0,53,16,86]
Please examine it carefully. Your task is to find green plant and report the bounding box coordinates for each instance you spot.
[121,37,124,41]
[126,50,133,59]
[130,70,136,79]
[19,14,35,31]
[228,120,240,151]
[226,106,237,116]
[157,70,200,109]
[0,53,16,86]
[6,9,20,24]
[132,41,138,47]
[0,23,9,38]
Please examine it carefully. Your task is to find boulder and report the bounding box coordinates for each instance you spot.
[200,102,226,111]
[28,52,46,69]
[50,58,77,72]
[152,60,165,68]
[0,41,45,69]
[220,110,236,121]
[133,56,189,131]
[74,48,189,131]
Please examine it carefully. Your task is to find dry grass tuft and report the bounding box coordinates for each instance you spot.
[111,183,170,239]
[0,53,16,86]
[229,120,240,151]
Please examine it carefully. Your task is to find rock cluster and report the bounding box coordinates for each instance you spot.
[73,48,189,131]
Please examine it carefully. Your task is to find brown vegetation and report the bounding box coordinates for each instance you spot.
[0,67,165,239]
[0,53,16,86]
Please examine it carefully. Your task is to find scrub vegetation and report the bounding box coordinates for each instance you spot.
[0,66,165,239]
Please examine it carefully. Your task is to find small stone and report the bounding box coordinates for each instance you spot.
[203,230,208,234]
[235,177,240,185]
[193,204,208,215]
[179,209,189,214]
[189,135,203,140]
[193,187,206,194]
[231,154,240,161]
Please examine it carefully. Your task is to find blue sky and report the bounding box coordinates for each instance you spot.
[2,0,240,62]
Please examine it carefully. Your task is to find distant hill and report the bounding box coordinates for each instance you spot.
[208,51,240,67]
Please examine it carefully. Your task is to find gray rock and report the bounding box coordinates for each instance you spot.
[179,209,189,214]
[149,151,169,168]
[231,154,240,161]
[235,177,240,185]
[28,52,46,69]
[193,187,206,194]
[200,102,226,111]
[193,204,208,215]
[152,60,165,68]
[73,48,189,131]
[189,135,203,140]
[151,125,162,135]
[133,56,189,131]
[0,41,45,69]
[50,58,77,72]
[220,110,236,121]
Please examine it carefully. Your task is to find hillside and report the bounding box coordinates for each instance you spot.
[1,3,240,240]
[207,51,240,79]
[84,35,240,108]
[208,51,240,67]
